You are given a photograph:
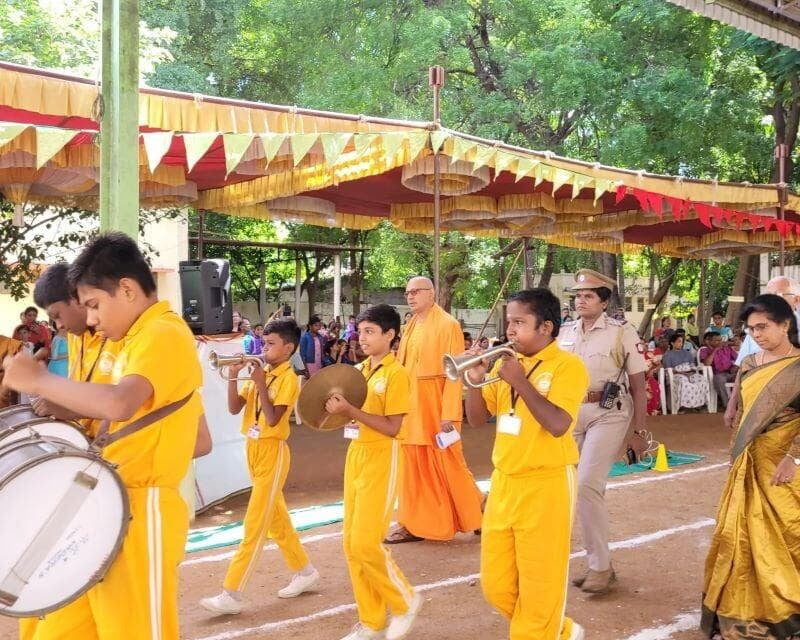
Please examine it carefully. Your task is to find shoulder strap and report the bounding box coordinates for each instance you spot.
[612,324,625,369]
[92,392,194,450]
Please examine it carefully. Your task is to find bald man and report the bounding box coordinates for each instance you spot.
[724,276,800,428]
[386,277,483,543]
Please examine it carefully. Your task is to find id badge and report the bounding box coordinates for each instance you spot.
[343,423,360,440]
[497,413,522,436]
[247,425,261,439]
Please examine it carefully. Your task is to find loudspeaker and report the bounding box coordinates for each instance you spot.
[179,259,233,335]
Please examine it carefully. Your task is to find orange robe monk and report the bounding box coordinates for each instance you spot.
[396,303,483,540]
[0,335,22,408]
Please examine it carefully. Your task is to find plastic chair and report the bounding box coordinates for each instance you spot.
[696,349,717,413]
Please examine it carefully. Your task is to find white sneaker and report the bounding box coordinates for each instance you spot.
[569,622,585,640]
[199,591,242,615]
[278,568,320,598]
[339,623,386,639]
[386,592,422,640]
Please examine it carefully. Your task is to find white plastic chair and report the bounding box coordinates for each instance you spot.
[696,349,717,413]
[657,366,669,415]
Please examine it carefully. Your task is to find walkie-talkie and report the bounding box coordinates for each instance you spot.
[599,353,629,410]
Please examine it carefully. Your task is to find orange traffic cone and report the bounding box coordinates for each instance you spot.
[653,443,670,472]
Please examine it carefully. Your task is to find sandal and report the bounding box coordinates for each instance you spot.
[384,526,424,544]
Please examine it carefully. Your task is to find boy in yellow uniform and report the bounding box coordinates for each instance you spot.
[200,318,319,615]
[324,304,420,640]
[464,288,590,640]
[4,232,204,640]
[18,262,122,640]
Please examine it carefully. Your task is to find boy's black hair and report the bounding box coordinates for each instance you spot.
[23,306,37,315]
[356,304,401,336]
[253,323,264,330]
[68,232,156,296]
[463,331,473,339]
[702,330,720,342]
[675,328,686,336]
[33,263,72,308]
[508,288,562,338]
[712,311,724,318]
[264,318,301,352]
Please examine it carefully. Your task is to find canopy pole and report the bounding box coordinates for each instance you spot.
[197,209,205,259]
[295,255,303,323]
[522,238,532,288]
[333,253,342,323]
[99,0,139,238]
[429,66,444,300]
[776,143,788,276]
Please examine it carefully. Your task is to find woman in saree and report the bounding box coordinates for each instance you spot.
[702,294,800,640]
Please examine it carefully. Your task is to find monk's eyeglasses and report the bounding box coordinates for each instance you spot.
[404,288,433,297]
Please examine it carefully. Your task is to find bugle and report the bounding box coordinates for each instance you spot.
[208,350,263,381]
[442,342,516,388]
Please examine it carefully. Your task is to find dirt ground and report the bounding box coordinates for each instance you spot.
[1,413,733,639]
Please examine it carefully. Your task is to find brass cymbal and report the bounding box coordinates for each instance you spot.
[295,364,367,431]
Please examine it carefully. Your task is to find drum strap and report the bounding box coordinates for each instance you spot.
[92,392,194,450]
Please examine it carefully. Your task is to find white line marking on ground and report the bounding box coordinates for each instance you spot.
[184,462,726,566]
[607,462,727,490]
[191,518,715,640]
[622,610,702,640]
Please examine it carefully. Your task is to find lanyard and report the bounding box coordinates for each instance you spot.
[509,361,543,415]
[254,377,277,424]
[75,335,108,383]
[365,363,383,382]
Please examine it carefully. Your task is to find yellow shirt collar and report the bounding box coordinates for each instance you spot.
[517,339,560,363]
[361,352,396,373]
[266,360,292,377]
[124,300,170,339]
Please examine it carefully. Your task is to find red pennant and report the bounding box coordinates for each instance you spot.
[775,219,792,238]
[747,214,763,231]
[694,203,713,228]
[632,188,650,212]
[733,212,745,230]
[763,217,776,233]
[711,207,724,223]
[648,192,664,219]
[615,185,628,204]
[665,197,685,221]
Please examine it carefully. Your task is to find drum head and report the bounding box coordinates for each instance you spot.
[0,443,129,617]
[0,405,38,429]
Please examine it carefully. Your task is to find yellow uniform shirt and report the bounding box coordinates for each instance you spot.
[239,360,298,440]
[482,340,589,476]
[68,330,120,437]
[107,301,203,489]
[355,353,411,443]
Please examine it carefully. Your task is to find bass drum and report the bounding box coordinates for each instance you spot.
[0,435,129,617]
[0,405,88,450]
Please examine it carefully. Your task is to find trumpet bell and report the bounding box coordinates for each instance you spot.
[207,350,262,380]
[441,342,516,388]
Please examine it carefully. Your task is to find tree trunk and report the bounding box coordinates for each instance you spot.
[617,256,626,312]
[726,255,760,328]
[707,261,721,321]
[348,230,362,317]
[258,261,267,323]
[593,251,621,310]
[638,258,681,337]
[538,243,556,288]
[648,251,657,304]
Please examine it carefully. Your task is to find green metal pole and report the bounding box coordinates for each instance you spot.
[99,0,139,238]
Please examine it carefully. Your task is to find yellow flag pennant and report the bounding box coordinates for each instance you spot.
[36,127,79,169]
[259,133,287,164]
[406,131,429,163]
[552,168,574,193]
[353,133,378,157]
[183,132,219,173]
[430,130,449,154]
[594,179,614,204]
[533,163,549,187]
[514,157,538,182]
[450,136,476,163]
[472,144,496,172]
[381,132,406,163]
[571,173,594,199]
[0,123,27,149]
[142,131,174,174]
[321,132,352,166]
[291,133,319,166]
[494,151,516,175]
[223,133,256,176]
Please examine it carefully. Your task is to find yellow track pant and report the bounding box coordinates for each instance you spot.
[224,439,309,592]
[344,439,414,631]
[20,487,189,640]
[481,465,578,640]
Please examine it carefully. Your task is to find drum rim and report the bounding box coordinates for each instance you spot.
[0,416,87,444]
[0,405,37,425]
[0,440,131,618]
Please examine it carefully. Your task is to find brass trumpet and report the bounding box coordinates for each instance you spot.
[443,342,516,388]
[208,350,263,381]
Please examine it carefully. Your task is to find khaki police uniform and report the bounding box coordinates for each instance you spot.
[557,270,646,575]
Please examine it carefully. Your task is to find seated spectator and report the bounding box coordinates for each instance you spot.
[707,312,734,341]
[674,328,696,354]
[654,316,675,342]
[17,306,51,358]
[663,334,709,411]
[644,342,662,416]
[684,313,700,347]
[232,310,242,332]
[699,331,738,408]
[47,325,69,378]
[323,338,349,366]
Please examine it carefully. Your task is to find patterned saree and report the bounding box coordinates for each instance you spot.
[702,355,800,639]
